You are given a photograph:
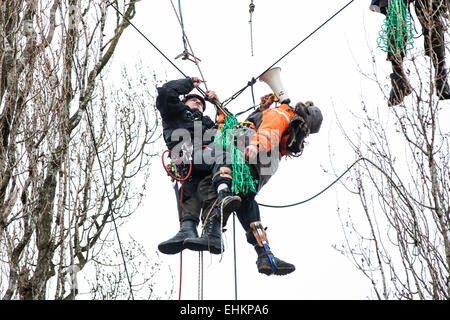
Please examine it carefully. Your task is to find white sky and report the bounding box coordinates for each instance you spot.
[98,0,447,300]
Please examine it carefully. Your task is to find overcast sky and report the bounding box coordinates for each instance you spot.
[101,0,427,300]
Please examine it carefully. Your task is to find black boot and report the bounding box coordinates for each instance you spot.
[435,76,450,100]
[246,225,295,276]
[388,72,412,106]
[212,166,241,215]
[183,213,224,254]
[158,219,198,255]
[217,187,241,216]
[254,246,296,276]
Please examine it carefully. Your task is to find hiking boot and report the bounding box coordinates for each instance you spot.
[436,78,450,100]
[217,188,241,215]
[246,223,296,276]
[388,72,412,106]
[158,219,198,255]
[183,214,223,254]
[254,245,296,276]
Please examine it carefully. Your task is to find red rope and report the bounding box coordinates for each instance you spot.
[161,149,192,300]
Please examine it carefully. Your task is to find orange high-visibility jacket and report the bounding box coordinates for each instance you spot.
[246,104,293,154]
[218,104,294,155]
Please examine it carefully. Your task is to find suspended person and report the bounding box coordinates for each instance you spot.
[370,0,450,106]
[184,93,323,276]
[156,76,241,255]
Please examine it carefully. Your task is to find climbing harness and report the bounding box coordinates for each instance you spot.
[377,0,414,55]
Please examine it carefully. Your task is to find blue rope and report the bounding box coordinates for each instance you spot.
[178,0,188,50]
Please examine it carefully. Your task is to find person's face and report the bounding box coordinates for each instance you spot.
[185,97,204,112]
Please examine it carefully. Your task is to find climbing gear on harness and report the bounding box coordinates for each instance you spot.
[158,219,199,254]
[377,0,414,55]
[247,222,296,276]
[175,49,202,64]
[184,206,225,255]
[162,149,192,182]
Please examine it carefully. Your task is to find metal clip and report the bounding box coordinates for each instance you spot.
[175,49,202,64]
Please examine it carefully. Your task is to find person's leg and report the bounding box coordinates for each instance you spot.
[157,178,201,254]
[183,175,229,254]
[236,195,295,276]
[415,0,450,99]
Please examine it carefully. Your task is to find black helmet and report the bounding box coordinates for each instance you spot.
[294,101,323,134]
[183,94,206,110]
[283,101,323,155]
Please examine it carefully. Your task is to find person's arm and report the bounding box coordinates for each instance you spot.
[156,77,199,118]
[245,106,291,160]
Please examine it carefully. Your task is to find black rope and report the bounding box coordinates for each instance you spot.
[222,0,355,108]
[108,2,212,99]
[257,157,424,247]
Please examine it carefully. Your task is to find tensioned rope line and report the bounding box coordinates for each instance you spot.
[221,0,355,108]
[257,157,426,247]
[108,2,215,103]
[108,1,355,115]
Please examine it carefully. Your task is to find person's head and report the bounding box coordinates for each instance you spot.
[281,101,323,156]
[183,94,206,112]
[295,101,323,134]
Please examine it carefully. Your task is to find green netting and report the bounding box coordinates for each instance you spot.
[377,0,414,55]
[214,113,258,195]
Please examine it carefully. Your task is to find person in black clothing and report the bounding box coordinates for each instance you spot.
[370,0,450,106]
[156,76,240,255]
[184,94,323,276]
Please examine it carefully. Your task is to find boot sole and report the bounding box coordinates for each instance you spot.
[183,239,223,255]
[158,241,184,255]
[221,196,241,214]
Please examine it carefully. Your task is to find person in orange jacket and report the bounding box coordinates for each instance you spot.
[184,93,323,276]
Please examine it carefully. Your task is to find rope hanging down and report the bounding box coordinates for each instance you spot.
[377,0,414,54]
[222,0,355,108]
[249,0,255,56]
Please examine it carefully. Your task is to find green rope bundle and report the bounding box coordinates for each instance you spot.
[215,113,258,195]
[377,0,414,55]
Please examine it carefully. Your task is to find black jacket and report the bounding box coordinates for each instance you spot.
[156,78,215,151]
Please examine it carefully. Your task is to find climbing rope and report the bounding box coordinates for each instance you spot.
[169,0,209,91]
[249,0,255,56]
[257,157,424,248]
[222,0,355,108]
[377,0,414,55]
